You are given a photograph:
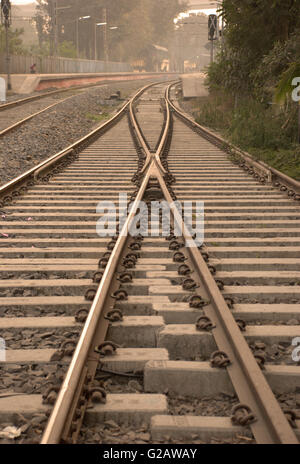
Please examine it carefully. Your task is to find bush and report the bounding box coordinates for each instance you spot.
[196,94,298,151]
[194,93,300,180]
[228,100,298,150]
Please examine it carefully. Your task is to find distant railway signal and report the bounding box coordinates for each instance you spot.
[208,14,218,41]
[208,14,218,64]
[1,0,11,26]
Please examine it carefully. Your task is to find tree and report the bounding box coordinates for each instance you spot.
[0,25,25,55]
[208,0,300,97]
[33,0,185,67]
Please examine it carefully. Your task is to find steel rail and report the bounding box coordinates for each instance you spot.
[0,83,104,112]
[0,81,172,162]
[0,73,178,112]
[130,85,160,171]
[0,93,79,139]
[0,101,125,198]
[41,79,298,444]
[40,80,173,444]
[0,82,159,200]
[164,83,299,444]
[130,81,298,442]
[41,163,153,444]
[167,83,300,194]
[129,82,179,174]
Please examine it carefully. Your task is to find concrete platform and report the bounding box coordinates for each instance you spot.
[0,75,40,94]
[1,72,176,95]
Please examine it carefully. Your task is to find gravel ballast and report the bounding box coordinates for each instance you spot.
[0,78,167,187]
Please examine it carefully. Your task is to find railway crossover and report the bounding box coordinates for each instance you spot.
[0,81,300,445]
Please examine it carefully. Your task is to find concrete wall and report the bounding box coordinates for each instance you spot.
[181,73,209,98]
[0,54,132,74]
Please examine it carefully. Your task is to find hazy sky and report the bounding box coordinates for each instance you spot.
[11,0,216,20]
[11,0,215,13]
[11,0,34,3]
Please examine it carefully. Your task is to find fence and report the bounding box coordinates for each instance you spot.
[0,54,132,74]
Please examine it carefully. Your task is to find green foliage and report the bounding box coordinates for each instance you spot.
[202,0,300,180]
[209,0,300,97]
[251,31,300,103]
[194,94,232,129]
[0,25,26,55]
[30,40,77,59]
[58,41,77,59]
[86,112,110,122]
[196,95,298,150]
[29,41,50,57]
[228,101,297,150]
[194,93,300,179]
[249,146,300,181]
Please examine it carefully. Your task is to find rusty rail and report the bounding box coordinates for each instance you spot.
[164,83,299,444]
[41,80,299,444]
[0,94,79,139]
[0,81,161,203]
[0,83,101,112]
[168,83,300,195]
[40,81,168,444]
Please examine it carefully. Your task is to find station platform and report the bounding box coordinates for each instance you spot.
[0,72,177,94]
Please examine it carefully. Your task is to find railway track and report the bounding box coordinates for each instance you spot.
[0,79,129,112]
[0,81,299,445]
[0,83,119,138]
[0,74,176,138]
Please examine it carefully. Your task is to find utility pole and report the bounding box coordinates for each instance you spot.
[95,22,107,61]
[103,8,109,64]
[298,101,300,145]
[75,16,91,59]
[49,0,54,56]
[1,0,11,91]
[94,23,97,60]
[53,1,58,56]
[54,5,71,57]
[76,18,79,58]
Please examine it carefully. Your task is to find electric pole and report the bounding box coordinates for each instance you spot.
[103,8,108,64]
[49,0,55,56]
[1,0,11,90]
[53,1,58,56]
[53,4,71,57]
